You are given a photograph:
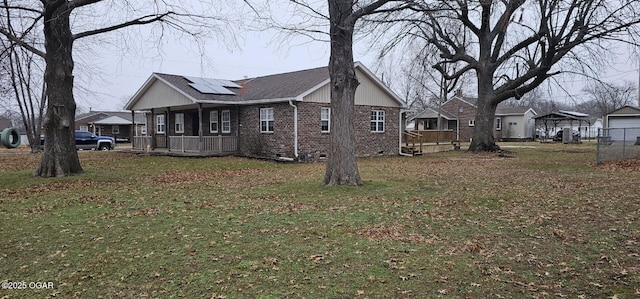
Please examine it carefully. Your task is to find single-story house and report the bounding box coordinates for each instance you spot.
[409,107,457,131]
[411,90,537,142]
[76,111,146,142]
[124,62,406,161]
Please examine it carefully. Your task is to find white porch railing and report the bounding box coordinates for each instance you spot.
[133,136,237,154]
[132,136,152,150]
[169,136,199,152]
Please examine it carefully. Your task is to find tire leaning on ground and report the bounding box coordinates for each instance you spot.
[1,127,20,149]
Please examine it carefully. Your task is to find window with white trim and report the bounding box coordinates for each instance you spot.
[321,107,330,132]
[156,114,165,134]
[210,111,218,133]
[260,108,274,133]
[222,110,231,133]
[112,125,119,134]
[175,113,184,133]
[80,125,88,131]
[370,110,385,132]
[495,118,502,130]
[141,126,147,135]
[468,119,475,127]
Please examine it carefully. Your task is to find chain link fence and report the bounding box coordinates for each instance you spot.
[596,127,640,164]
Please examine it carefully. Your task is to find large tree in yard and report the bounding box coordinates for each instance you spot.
[324,0,409,185]
[0,1,228,177]
[391,0,640,151]
[250,0,408,185]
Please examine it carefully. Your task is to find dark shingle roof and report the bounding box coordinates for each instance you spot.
[154,73,240,103]
[76,111,145,123]
[155,66,330,103]
[411,107,457,120]
[241,66,329,100]
[496,103,530,115]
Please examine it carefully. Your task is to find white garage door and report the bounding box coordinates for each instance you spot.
[608,116,640,129]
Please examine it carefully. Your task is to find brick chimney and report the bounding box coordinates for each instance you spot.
[238,80,247,96]
[455,89,463,97]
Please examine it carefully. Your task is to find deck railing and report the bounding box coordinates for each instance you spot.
[412,130,455,143]
[169,136,200,152]
[132,136,238,154]
[132,136,152,150]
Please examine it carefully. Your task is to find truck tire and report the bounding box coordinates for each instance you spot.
[1,127,20,148]
[99,143,110,151]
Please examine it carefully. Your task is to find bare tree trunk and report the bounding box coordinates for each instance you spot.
[323,0,361,186]
[8,50,46,154]
[469,73,500,152]
[34,4,82,177]
[469,99,499,151]
[27,82,46,154]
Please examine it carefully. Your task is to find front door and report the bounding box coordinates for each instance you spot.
[191,113,199,136]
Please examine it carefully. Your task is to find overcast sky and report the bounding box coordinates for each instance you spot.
[74,27,354,111]
[71,2,640,112]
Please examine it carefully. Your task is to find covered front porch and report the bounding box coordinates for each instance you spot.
[128,101,240,156]
[132,135,237,155]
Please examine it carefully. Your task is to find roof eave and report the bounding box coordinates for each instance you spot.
[354,62,407,108]
[125,74,200,111]
[195,97,298,105]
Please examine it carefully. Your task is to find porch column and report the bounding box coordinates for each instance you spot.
[131,110,135,149]
[198,103,204,153]
[151,108,156,150]
[166,107,171,151]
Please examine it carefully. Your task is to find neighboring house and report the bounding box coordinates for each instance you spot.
[605,106,640,129]
[124,62,406,161]
[76,111,146,142]
[603,106,640,141]
[411,90,537,142]
[580,118,603,139]
[409,107,457,131]
[535,110,601,139]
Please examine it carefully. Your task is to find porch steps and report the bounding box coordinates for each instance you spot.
[402,146,423,156]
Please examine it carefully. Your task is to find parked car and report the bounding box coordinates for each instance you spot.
[40,130,115,151]
[553,130,580,142]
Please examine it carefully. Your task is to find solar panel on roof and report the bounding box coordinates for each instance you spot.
[186,77,211,85]
[215,79,242,89]
[189,83,235,95]
[559,110,589,117]
[185,76,238,95]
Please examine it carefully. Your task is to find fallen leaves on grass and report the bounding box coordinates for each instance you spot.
[150,169,261,185]
[599,157,640,171]
[358,224,430,244]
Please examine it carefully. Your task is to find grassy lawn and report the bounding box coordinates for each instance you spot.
[1,143,639,298]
